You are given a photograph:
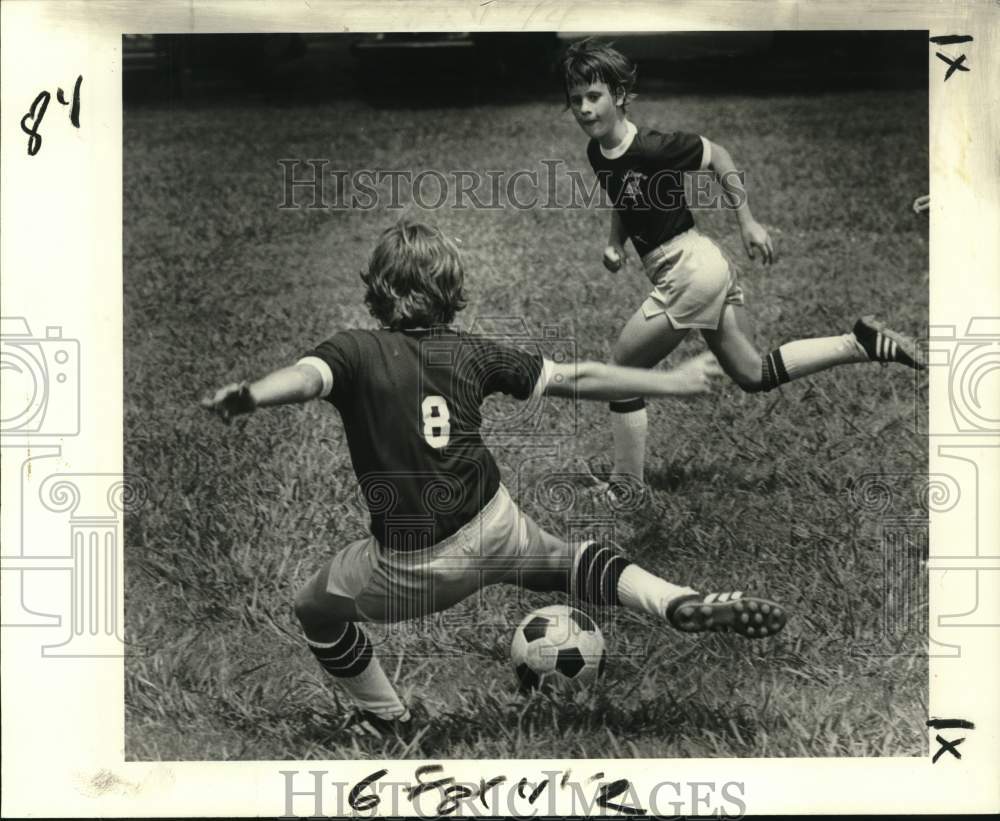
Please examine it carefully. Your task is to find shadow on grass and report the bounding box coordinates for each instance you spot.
[290,680,760,759]
[645,461,788,494]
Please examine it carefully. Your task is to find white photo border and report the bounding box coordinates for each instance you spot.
[1,0,998,816]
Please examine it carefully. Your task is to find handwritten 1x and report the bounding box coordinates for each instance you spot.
[20,75,82,157]
[929,35,973,82]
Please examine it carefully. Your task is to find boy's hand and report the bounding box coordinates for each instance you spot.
[740,220,775,265]
[602,244,625,273]
[201,382,256,424]
[672,351,724,395]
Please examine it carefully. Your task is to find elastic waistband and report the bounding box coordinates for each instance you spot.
[641,228,701,268]
[377,484,507,564]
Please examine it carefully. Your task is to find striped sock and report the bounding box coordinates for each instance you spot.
[573,540,631,606]
[760,334,867,391]
[307,624,406,720]
[572,541,696,619]
[609,398,647,481]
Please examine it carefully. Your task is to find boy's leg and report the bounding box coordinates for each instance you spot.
[608,306,689,485]
[703,304,923,393]
[569,538,786,638]
[294,492,532,730]
[514,516,787,639]
[293,544,409,725]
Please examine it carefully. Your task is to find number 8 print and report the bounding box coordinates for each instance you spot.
[421,395,451,448]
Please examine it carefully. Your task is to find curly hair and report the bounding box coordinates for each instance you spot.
[560,38,638,110]
[360,219,468,330]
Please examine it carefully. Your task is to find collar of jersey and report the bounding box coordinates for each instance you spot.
[599,120,637,160]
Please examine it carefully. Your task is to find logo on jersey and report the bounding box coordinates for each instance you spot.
[619,170,648,206]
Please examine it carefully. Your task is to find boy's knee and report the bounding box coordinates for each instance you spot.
[295,564,360,633]
[737,374,765,393]
[725,363,762,392]
[294,567,333,629]
[293,583,317,628]
[731,357,772,393]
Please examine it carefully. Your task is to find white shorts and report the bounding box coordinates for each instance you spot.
[324,484,567,622]
[640,229,745,330]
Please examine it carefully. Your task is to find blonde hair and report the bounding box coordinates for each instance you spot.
[360,219,468,329]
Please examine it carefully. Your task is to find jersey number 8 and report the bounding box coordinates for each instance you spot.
[421,395,451,449]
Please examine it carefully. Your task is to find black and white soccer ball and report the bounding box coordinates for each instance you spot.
[510,604,606,692]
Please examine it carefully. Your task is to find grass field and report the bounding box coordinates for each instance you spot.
[124,87,929,760]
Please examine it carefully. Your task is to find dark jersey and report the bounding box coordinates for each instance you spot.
[587,126,708,259]
[301,328,544,551]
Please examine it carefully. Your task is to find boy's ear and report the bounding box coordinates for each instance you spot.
[613,86,626,108]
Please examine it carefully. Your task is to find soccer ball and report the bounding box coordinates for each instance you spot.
[510,604,606,692]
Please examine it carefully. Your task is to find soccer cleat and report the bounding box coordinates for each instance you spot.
[357,703,424,743]
[583,461,649,512]
[852,316,925,370]
[666,592,787,639]
[587,478,626,507]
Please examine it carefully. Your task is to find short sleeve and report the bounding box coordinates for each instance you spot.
[301,331,361,404]
[469,339,545,401]
[650,130,708,172]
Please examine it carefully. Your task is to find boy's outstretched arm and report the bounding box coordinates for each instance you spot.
[707,140,775,265]
[201,363,324,423]
[544,351,722,400]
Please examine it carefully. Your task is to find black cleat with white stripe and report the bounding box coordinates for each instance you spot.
[852,315,925,370]
[666,591,787,639]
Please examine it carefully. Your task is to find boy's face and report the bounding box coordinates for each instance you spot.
[567,80,625,140]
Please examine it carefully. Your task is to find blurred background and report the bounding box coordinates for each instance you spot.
[123,31,927,104]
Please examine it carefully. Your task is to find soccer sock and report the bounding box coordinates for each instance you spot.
[617,565,697,620]
[609,398,647,481]
[306,623,407,720]
[759,334,867,391]
[572,540,695,618]
[573,541,630,606]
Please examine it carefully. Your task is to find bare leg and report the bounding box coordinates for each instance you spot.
[700,303,765,391]
[508,523,695,614]
[295,561,360,636]
[702,304,886,393]
[613,306,690,368]
[294,561,407,721]
[512,527,786,638]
